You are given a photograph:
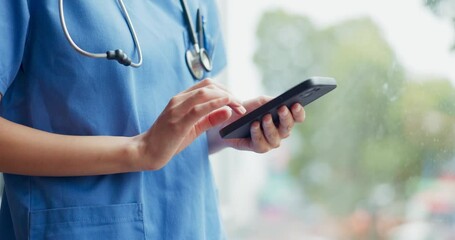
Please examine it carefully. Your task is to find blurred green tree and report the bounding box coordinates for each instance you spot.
[254,10,455,215]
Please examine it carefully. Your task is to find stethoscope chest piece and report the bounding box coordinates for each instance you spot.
[199,48,212,72]
[186,49,204,80]
[180,0,212,80]
[185,47,212,80]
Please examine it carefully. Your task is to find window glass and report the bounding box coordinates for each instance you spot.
[212,0,455,239]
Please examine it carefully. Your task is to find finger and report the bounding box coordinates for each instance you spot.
[262,114,281,148]
[182,87,246,115]
[182,96,232,125]
[181,78,215,93]
[193,107,232,136]
[178,107,232,154]
[249,121,269,153]
[182,79,236,103]
[291,103,305,123]
[203,83,247,115]
[277,106,293,138]
[177,88,245,115]
[184,79,247,114]
[242,96,273,112]
[184,78,233,96]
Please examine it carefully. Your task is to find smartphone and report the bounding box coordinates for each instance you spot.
[219,77,337,139]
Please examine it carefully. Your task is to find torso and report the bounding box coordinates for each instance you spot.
[0,1,226,239]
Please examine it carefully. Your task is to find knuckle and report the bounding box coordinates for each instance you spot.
[167,107,180,119]
[257,146,269,153]
[274,141,281,148]
[289,121,295,128]
[194,122,204,135]
[168,120,182,132]
[268,138,280,148]
[253,134,263,143]
[278,124,287,133]
[281,133,290,139]
[149,162,164,171]
[196,88,211,98]
[280,123,292,133]
[168,97,178,106]
[189,106,200,115]
[206,82,216,89]
[209,99,222,108]
[254,145,264,153]
[253,126,263,135]
[282,116,293,126]
[201,78,213,85]
[200,79,215,89]
[265,132,275,141]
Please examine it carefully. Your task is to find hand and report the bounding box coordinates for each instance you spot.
[208,96,305,154]
[135,79,246,170]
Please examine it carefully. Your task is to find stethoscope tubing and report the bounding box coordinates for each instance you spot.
[59,0,212,79]
[179,0,200,52]
[58,0,143,68]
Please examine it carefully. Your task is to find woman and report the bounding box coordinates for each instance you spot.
[0,0,304,239]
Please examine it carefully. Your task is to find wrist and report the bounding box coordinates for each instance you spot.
[116,136,145,172]
[130,134,168,171]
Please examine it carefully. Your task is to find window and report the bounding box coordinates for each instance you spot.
[212,0,455,239]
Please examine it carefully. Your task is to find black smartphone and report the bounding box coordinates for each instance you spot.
[219,77,337,139]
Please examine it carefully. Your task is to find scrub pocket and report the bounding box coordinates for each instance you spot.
[203,31,216,61]
[29,203,145,240]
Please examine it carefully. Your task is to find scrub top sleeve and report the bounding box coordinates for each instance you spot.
[0,0,30,96]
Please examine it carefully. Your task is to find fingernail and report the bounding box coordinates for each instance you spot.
[239,106,247,114]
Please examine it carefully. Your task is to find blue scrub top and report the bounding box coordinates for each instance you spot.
[0,0,227,239]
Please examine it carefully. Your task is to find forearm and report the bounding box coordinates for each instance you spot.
[0,117,144,176]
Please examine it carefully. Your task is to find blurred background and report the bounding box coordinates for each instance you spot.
[0,0,454,239]
[211,0,455,239]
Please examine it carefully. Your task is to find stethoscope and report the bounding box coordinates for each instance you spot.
[58,0,212,80]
